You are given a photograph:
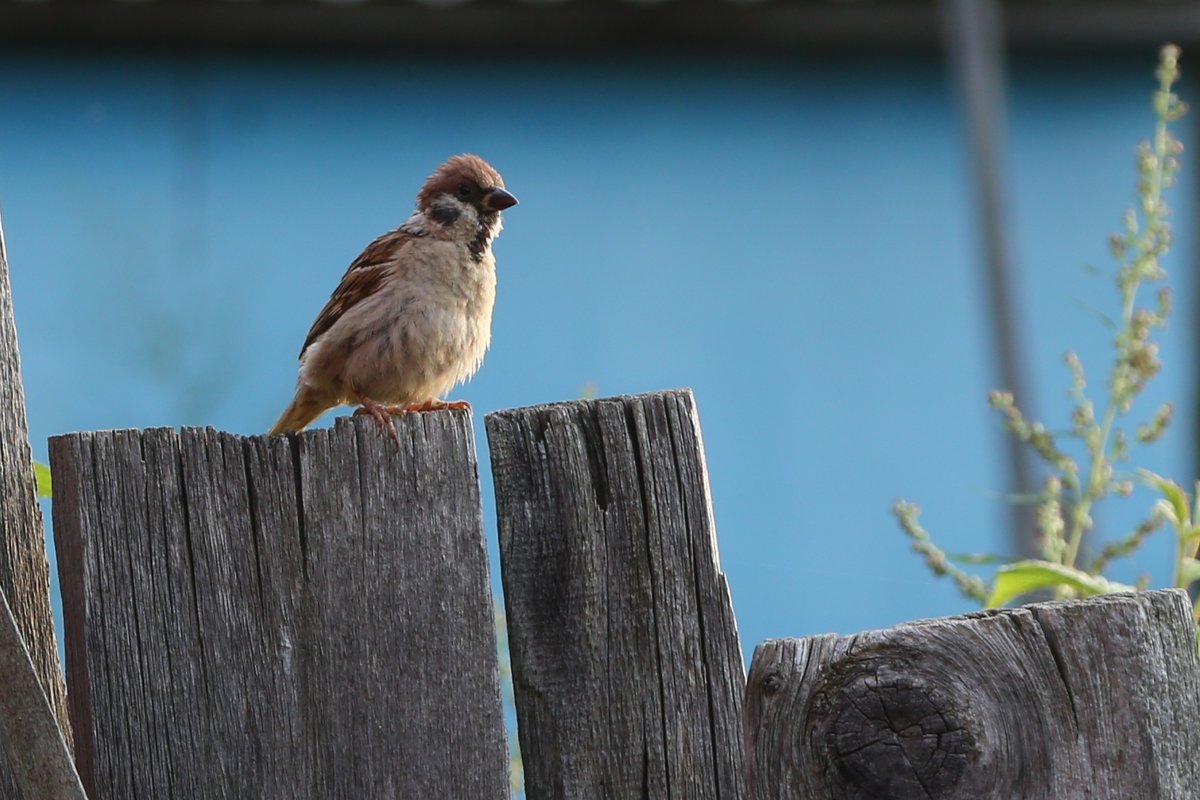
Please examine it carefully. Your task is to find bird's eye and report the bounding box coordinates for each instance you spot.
[457,183,474,200]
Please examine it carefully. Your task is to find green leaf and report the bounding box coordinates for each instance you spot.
[1141,469,1190,527]
[1181,526,1200,555]
[33,461,51,499]
[1192,479,1200,534]
[987,560,1137,607]
[1179,557,1200,587]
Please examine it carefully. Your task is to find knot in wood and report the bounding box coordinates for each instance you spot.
[760,671,785,696]
[809,656,975,798]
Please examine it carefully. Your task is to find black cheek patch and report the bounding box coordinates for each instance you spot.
[429,202,462,225]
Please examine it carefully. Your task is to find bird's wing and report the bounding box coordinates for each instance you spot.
[298,227,417,359]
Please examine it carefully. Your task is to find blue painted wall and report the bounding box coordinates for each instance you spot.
[0,50,1192,666]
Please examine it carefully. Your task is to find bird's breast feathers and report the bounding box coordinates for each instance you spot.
[300,231,496,386]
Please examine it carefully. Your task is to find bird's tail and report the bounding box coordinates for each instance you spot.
[268,390,329,436]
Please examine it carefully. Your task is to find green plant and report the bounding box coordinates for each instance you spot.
[33,461,51,498]
[894,45,1192,614]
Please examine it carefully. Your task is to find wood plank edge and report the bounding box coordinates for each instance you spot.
[47,433,98,798]
[483,388,697,426]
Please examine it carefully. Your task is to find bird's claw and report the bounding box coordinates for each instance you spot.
[400,399,472,413]
[353,398,400,443]
[352,396,470,444]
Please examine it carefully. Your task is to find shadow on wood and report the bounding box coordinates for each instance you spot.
[0,587,84,800]
[745,589,1200,800]
[49,413,509,800]
[486,389,746,800]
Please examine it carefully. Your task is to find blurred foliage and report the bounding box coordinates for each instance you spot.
[895,45,1198,622]
[34,460,51,498]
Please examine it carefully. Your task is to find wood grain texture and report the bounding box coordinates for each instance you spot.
[745,589,1200,800]
[485,389,746,800]
[49,413,509,799]
[0,209,72,798]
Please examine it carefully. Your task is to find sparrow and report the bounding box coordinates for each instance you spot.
[268,154,517,440]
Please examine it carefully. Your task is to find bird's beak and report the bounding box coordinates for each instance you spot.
[484,187,518,211]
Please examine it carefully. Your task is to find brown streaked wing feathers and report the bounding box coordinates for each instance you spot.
[298,228,412,358]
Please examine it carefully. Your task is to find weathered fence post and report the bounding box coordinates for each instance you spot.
[0,209,74,798]
[486,389,746,799]
[0,587,84,799]
[744,589,1200,799]
[50,413,510,799]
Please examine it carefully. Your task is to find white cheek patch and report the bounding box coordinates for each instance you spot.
[450,203,481,236]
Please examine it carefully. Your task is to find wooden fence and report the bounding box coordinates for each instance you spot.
[3,220,1200,798]
[31,393,1200,800]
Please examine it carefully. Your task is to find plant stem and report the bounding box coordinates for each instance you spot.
[1063,407,1115,568]
[1061,63,1174,570]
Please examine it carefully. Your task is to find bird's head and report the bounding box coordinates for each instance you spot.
[417,155,517,246]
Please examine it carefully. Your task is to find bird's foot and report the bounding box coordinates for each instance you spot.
[399,399,472,413]
[353,396,399,443]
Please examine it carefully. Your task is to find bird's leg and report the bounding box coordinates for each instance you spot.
[394,398,472,413]
[353,393,399,443]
